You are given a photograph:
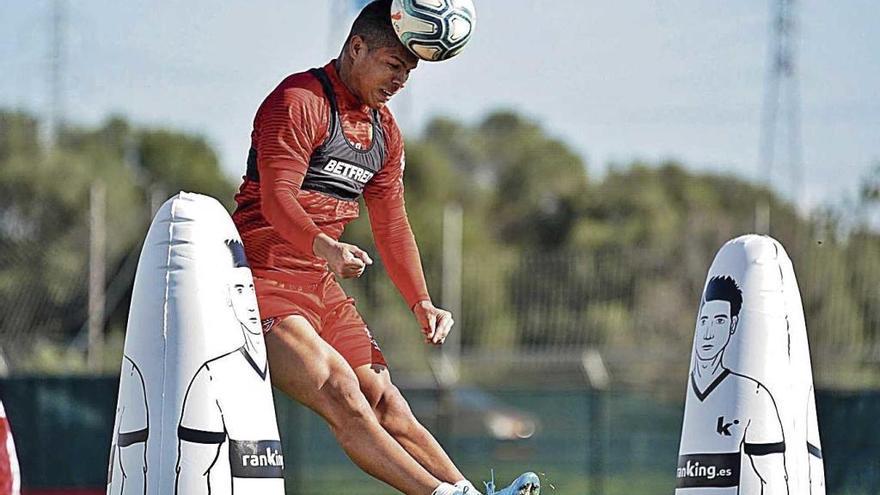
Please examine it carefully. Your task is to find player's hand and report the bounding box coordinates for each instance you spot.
[313,234,373,279]
[412,300,454,345]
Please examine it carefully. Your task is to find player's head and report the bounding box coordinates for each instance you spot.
[695,275,742,361]
[225,240,261,336]
[340,0,419,110]
[345,0,400,51]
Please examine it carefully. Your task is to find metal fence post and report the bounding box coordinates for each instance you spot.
[582,349,609,495]
[87,180,106,372]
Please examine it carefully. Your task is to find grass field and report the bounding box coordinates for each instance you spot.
[283,466,672,495]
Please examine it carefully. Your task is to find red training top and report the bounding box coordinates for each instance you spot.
[232,60,430,309]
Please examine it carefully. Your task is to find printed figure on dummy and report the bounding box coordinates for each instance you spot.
[677,275,788,494]
[175,240,281,492]
[676,235,826,495]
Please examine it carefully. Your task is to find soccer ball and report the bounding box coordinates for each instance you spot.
[390,0,476,62]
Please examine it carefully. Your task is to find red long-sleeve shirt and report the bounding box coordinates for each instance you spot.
[232,61,430,309]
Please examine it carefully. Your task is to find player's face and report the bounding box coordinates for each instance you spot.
[229,268,261,336]
[349,36,418,109]
[695,300,735,361]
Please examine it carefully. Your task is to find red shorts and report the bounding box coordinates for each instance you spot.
[254,272,386,369]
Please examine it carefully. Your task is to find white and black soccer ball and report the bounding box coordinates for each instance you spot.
[390,0,476,62]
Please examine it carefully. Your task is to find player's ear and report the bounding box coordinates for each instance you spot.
[730,315,738,334]
[348,35,368,60]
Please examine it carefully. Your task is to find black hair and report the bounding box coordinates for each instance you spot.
[225,239,250,269]
[345,0,400,50]
[703,275,743,317]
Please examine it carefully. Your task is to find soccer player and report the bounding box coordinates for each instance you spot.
[232,1,538,494]
[676,275,788,494]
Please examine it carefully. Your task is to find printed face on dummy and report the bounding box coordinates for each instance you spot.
[695,300,737,361]
[348,35,419,110]
[229,267,261,336]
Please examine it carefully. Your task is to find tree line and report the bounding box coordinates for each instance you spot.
[0,108,877,389]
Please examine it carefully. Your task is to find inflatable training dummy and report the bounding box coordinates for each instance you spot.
[107,192,284,494]
[676,235,824,494]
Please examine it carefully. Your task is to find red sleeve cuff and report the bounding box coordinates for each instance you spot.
[409,297,432,313]
[296,223,323,256]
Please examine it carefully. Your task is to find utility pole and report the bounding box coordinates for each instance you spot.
[757,0,803,234]
[46,0,66,148]
[441,202,463,370]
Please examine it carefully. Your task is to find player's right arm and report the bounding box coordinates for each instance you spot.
[256,82,371,277]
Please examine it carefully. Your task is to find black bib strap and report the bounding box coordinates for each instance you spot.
[245,66,386,199]
[245,147,259,181]
[245,68,336,183]
[308,67,338,133]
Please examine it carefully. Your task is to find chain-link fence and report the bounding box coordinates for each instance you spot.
[2,195,879,394]
[3,376,877,495]
[349,241,880,394]
[0,180,154,375]
[2,189,879,494]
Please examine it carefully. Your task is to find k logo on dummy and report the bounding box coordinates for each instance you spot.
[675,235,824,494]
[107,192,285,495]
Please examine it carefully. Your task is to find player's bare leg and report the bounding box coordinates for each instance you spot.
[356,364,466,484]
[265,316,440,495]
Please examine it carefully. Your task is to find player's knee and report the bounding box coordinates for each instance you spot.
[269,371,303,401]
[326,374,373,424]
[376,386,417,434]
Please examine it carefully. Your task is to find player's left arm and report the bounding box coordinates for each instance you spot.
[748,452,788,494]
[363,120,453,345]
[744,383,789,494]
[175,366,225,494]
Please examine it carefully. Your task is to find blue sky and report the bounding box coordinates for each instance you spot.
[1,1,877,209]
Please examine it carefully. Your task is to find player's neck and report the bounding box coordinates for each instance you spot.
[693,355,725,387]
[335,57,360,104]
[242,329,267,369]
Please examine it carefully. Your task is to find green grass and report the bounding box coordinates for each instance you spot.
[282,466,673,495]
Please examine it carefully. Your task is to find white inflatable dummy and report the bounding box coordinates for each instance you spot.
[676,234,824,494]
[107,192,284,494]
[0,400,21,495]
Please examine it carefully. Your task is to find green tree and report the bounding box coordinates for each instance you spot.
[0,110,235,373]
